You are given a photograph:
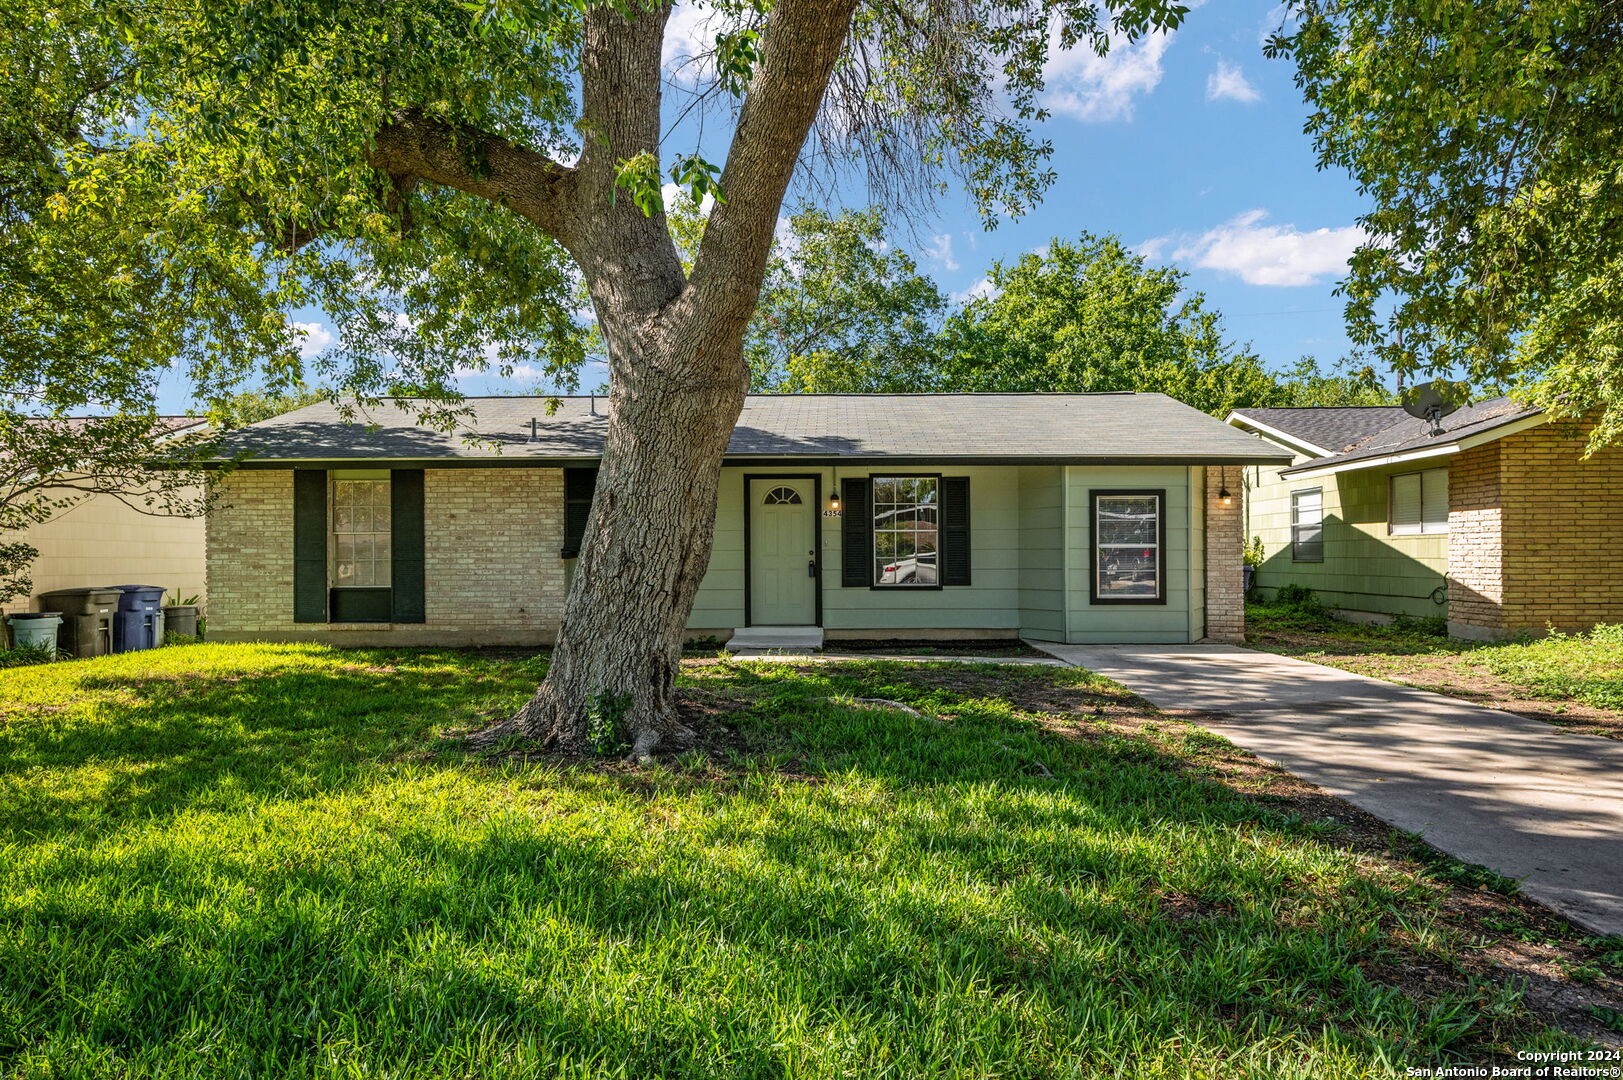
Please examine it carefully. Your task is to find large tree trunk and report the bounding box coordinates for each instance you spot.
[455,0,858,758]
[509,320,748,758]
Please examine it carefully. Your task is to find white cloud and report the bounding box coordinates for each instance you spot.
[1134,236,1170,261]
[1157,209,1366,287]
[1257,3,1298,47]
[1041,29,1174,122]
[951,278,999,305]
[290,320,335,360]
[1206,60,1261,103]
[663,2,719,86]
[922,233,959,271]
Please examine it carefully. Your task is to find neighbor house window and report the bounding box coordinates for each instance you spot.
[1390,468,1448,535]
[1291,488,1324,562]
[1092,491,1163,603]
[872,476,938,586]
[331,475,392,586]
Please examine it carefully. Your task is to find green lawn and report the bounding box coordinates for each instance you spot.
[1247,604,1623,738]
[0,644,1615,1078]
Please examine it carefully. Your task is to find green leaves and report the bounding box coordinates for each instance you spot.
[936,234,1282,415]
[669,152,726,207]
[1273,0,1623,449]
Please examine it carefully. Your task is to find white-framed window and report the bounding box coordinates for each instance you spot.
[872,476,939,586]
[1092,492,1163,603]
[1291,488,1324,563]
[1390,468,1449,535]
[331,474,392,586]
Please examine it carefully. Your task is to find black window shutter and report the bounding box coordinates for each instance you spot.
[561,468,598,558]
[292,470,328,623]
[391,470,426,623]
[840,477,871,587]
[941,476,971,586]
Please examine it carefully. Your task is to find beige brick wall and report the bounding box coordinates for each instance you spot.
[1203,465,1245,643]
[1449,422,1623,636]
[3,485,207,617]
[1499,422,1623,634]
[207,468,568,646]
[1447,442,1504,634]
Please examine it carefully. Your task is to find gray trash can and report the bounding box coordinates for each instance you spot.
[8,612,62,651]
[38,588,122,658]
[163,605,199,639]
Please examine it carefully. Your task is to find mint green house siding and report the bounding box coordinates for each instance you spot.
[1244,451,1450,619]
[689,463,1214,643]
[1017,466,1066,639]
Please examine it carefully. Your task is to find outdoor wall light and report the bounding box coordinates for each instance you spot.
[1219,487,1233,506]
[829,494,842,512]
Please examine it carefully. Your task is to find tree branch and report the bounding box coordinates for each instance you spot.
[367,111,581,245]
[688,0,860,333]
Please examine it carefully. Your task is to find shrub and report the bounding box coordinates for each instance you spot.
[1273,583,1322,611]
[0,643,60,669]
[1391,612,1450,638]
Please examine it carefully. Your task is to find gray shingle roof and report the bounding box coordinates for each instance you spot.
[1228,406,1410,453]
[1278,396,1542,476]
[220,393,1293,465]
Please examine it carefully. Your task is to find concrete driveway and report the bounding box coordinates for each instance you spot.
[1031,642,1623,938]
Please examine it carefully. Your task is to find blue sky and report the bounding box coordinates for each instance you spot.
[160,0,1373,411]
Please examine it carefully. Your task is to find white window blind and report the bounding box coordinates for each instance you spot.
[1291,488,1324,562]
[1391,468,1448,535]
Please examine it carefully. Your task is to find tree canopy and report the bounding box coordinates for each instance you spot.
[1271,0,1623,448]
[745,206,946,393]
[935,234,1283,415]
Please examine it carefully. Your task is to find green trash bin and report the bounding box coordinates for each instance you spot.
[7,612,62,651]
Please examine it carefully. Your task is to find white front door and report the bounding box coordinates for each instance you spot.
[748,478,817,625]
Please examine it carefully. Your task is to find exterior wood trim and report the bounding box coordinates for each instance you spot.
[1088,488,1169,607]
[741,473,823,628]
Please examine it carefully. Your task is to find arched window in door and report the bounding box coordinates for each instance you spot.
[763,486,803,505]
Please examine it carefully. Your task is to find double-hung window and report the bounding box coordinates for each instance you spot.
[872,476,939,586]
[1390,468,1448,535]
[1092,491,1164,603]
[332,475,393,586]
[1291,488,1324,562]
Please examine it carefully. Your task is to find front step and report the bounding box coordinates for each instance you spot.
[725,625,825,653]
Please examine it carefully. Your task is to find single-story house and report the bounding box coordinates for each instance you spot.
[205,393,1289,647]
[2,416,210,619]
[1227,398,1623,638]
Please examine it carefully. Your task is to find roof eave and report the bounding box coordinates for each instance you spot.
[217,451,1296,470]
[1279,411,1549,479]
[1224,412,1334,458]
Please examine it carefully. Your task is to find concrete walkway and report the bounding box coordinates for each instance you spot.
[1030,642,1623,937]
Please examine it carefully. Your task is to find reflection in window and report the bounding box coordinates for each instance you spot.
[332,478,392,586]
[1292,488,1324,562]
[1095,494,1161,600]
[873,476,938,585]
[763,486,803,505]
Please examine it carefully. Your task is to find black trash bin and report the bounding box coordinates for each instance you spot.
[38,587,123,658]
[108,585,166,652]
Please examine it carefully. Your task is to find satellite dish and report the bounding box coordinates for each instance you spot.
[1402,381,1460,436]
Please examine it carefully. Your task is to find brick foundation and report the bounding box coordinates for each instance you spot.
[207,468,568,646]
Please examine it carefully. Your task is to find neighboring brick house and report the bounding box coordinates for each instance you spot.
[2,417,210,619]
[1227,399,1623,638]
[206,394,1285,648]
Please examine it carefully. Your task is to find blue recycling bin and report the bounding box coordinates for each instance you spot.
[109,585,166,652]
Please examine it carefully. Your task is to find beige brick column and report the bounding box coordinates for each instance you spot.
[1203,465,1245,644]
[1446,442,1505,637]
